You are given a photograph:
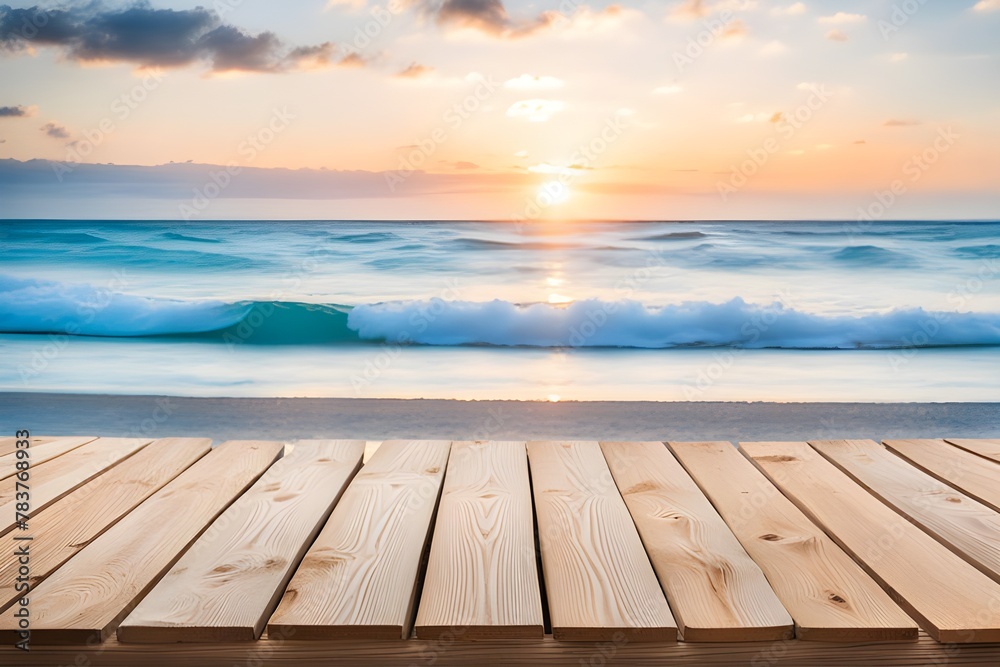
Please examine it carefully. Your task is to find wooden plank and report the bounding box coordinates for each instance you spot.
[0,438,212,612]
[945,438,1000,465]
[3,631,1000,667]
[415,441,543,640]
[667,441,917,642]
[118,440,365,643]
[601,441,792,642]
[884,439,1000,512]
[0,436,97,481]
[742,441,1000,643]
[0,440,284,644]
[812,439,1000,585]
[526,440,677,642]
[267,440,451,640]
[0,437,152,536]
[0,435,60,457]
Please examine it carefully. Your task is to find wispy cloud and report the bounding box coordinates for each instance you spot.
[396,63,433,78]
[884,118,921,127]
[818,12,866,24]
[506,99,566,122]
[771,2,806,16]
[973,0,1000,11]
[825,29,848,42]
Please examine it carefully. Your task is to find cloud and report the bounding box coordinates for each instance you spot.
[884,119,921,127]
[396,63,432,78]
[722,19,748,38]
[40,122,69,139]
[890,52,908,62]
[973,0,1000,11]
[0,105,32,117]
[506,99,565,122]
[771,2,806,16]
[504,74,564,90]
[670,0,756,21]
[439,160,480,170]
[429,0,554,37]
[818,12,865,23]
[337,52,367,68]
[825,29,848,41]
[0,3,337,73]
[769,112,784,123]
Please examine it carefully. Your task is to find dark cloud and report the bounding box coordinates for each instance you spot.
[0,104,30,117]
[0,3,337,72]
[40,122,69,139]
[426,0,553,37]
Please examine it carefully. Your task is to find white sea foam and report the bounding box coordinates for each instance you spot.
[347,297,1000,349]
[0,275,250,336]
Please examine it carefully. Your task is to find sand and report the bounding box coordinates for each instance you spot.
[0,392,997,444]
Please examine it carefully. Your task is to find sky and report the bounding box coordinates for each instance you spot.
[0,0,998,220]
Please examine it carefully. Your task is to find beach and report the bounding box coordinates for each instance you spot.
[3,392,998,443]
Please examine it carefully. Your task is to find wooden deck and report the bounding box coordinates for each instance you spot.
[2,435,1000,665]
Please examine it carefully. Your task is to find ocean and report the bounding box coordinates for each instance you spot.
[1,219,999,401]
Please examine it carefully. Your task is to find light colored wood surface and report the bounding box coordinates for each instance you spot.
[0,435,97,481]
[267,440,451,640]
[415,441,543,640]
[667,441,917,642]
[3,631,998,667]
[0,437,151,536]
[742,441,1000,643]
[527,440,677,642]
[811,439,1000,585]
[884,439,1000,512]
[0,438,212,612]
[944,438,1000,465]
[0,440,284,644]
[118,440,365,643]
[602,441,792,642]
[0,435,60,457]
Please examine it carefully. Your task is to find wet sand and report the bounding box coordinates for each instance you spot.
[1,392,997,444]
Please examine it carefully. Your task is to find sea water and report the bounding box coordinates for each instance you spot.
[1,220,998,401]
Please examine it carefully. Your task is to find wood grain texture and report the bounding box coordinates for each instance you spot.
[267,440,452,640]
[118,440,365,643]
[0,436,96,481]
[0,437,151,536]
[2,631,998,667]
[415,441,543,640]
[527,441,677,642]
[811,439,1000,585]
[0,435,60,457]
[0,438,212,612]
[0,440,284,644]
[944,439,1000,465]
[742,441,1000,643]
[602,441,792,642]
[668,441,917,642]
[883,439,1000,512]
